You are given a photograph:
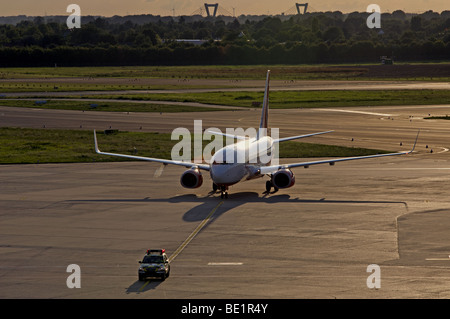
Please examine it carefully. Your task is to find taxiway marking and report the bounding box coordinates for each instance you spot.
[138,280,150,292]
[208,262,244,266]
[425,258,450,261]
[317,109,392,117]
[169,201,223,262]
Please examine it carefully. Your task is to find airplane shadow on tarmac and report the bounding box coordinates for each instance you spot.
[146,192,408,224]
[126,191,409,231]
[71,191,408,231]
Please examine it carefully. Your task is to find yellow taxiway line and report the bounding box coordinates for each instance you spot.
[169,200,224,263]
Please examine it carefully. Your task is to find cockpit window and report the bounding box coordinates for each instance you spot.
[212,147,241,165]
[212,160,228,165]
[212,151,229,165]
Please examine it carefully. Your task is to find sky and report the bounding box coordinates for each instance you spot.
[0,0,448,17]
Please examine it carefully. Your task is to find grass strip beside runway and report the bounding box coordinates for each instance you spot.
[93,90,450,109]
[0,127,389,164]
[5,89,446,110]
[0,99,223,112]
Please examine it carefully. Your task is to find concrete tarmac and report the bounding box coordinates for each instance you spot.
[2,157,450,298]
[2,102,450,298]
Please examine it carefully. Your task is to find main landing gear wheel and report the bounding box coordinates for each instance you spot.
[212,183,218,192]
[265,180,272,192]
[265,180,279,193]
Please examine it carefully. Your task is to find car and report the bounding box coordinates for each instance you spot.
[138,249,170,281]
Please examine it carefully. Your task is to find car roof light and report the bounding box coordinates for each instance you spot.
[146,249,165,255]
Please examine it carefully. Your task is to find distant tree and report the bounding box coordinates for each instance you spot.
[343,15,365,39]
[392,10,406,20]
[400,31,415,44]
[0,11,449,66]
[323,26,344,43]
[311,17,319,33]
[444,33,450,43]
[229,18,240,30]
[142,27,160,45]
[411,16,422,31]
[195,28,211,39]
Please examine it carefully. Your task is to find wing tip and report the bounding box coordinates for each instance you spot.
[93,129,100,153]
[411,129,420,152]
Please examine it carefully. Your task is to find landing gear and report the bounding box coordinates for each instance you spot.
[219,185,228,199]
[212,183,228,199]
[265,180,278,193]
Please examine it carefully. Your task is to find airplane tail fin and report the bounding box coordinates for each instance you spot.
[257,70,270,139]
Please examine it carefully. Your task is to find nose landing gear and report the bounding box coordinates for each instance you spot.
[213,183,229,199]
[220,185,228,199]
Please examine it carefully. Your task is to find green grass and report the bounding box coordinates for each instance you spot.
[0,99,224,112]
[0,127,389,164]
[0,65,369,80]
[0,81,149,92]
[1,64,448,81]
[0,81,238,93]
[0,82,131,92]
[79,89,450,109]
[3,89,448,111]
[0,128,172,164]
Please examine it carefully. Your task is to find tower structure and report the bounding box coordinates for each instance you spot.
[204,3,219,17]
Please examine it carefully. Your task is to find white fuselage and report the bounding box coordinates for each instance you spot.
[209,136,274,186]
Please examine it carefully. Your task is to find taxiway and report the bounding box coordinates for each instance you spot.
[1,101,450,298]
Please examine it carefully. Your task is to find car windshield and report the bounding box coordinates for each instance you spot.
[142,255,164,263]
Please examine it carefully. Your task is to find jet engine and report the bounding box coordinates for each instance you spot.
[271,169,295,189]
[180,168,203,189]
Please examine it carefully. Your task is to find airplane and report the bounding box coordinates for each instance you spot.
[93,70,418,199]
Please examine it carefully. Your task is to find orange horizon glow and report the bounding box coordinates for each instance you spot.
[0,0,448,17]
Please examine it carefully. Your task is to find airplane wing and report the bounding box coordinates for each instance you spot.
[93,130,210,171]
[260,130,419,175]
[206,129,334,142]
[206,130,248,140]
[273,130,334,143]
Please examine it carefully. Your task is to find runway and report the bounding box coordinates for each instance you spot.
[2,100,450,298]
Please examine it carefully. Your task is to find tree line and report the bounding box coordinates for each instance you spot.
[0,10,449,66]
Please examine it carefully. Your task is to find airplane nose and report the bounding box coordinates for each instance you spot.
[210,165,228,184]
[211,164,246,185]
